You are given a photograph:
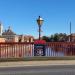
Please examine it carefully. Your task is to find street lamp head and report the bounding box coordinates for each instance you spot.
[37,16,44,26]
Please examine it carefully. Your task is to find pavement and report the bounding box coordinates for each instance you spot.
[0,60,75,68]
[1,65,75,75]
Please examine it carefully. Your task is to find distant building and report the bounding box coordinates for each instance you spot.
[19,35,34,42]
[68,33,75,42]
[0,22,34,42]
[2,26,18,42]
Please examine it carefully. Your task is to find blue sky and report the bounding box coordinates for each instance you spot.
[0,0,75,38]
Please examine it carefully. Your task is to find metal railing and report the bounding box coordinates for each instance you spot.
[46,42,75,56]
[0,42,34,58]
[0,42,75,58]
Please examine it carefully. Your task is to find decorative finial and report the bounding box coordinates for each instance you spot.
[8,26,11,30]
[39,16,41,18]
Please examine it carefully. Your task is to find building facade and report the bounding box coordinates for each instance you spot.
[19,35,34,42]
[0,37,5,42]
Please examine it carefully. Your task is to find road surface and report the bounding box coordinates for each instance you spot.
[0,65,75,75]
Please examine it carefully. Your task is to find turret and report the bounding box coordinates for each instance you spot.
[0,22,3,36]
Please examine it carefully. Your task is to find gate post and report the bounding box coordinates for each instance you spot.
[34,40,46,56]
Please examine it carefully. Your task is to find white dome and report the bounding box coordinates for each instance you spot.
[39,17,43,20]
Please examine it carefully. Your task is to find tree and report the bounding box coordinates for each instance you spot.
[42,36,50,42]
[50,35,54,42]
[53,33,60,42]
[58,33,67,42]
[42,33,68,42]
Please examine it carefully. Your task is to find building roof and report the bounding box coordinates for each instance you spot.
[19,35,34,38]
[2,26,16,35]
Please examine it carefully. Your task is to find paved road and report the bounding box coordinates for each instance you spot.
[0,65,75,75]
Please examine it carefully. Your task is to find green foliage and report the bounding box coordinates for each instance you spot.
[42,33,67,42]
[42,36,50,42]
[53,33,60,42]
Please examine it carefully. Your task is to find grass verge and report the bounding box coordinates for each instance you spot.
[0,56,75,62]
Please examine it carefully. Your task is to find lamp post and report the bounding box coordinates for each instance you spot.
[70,21,72,42]
[37,16,44,40]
